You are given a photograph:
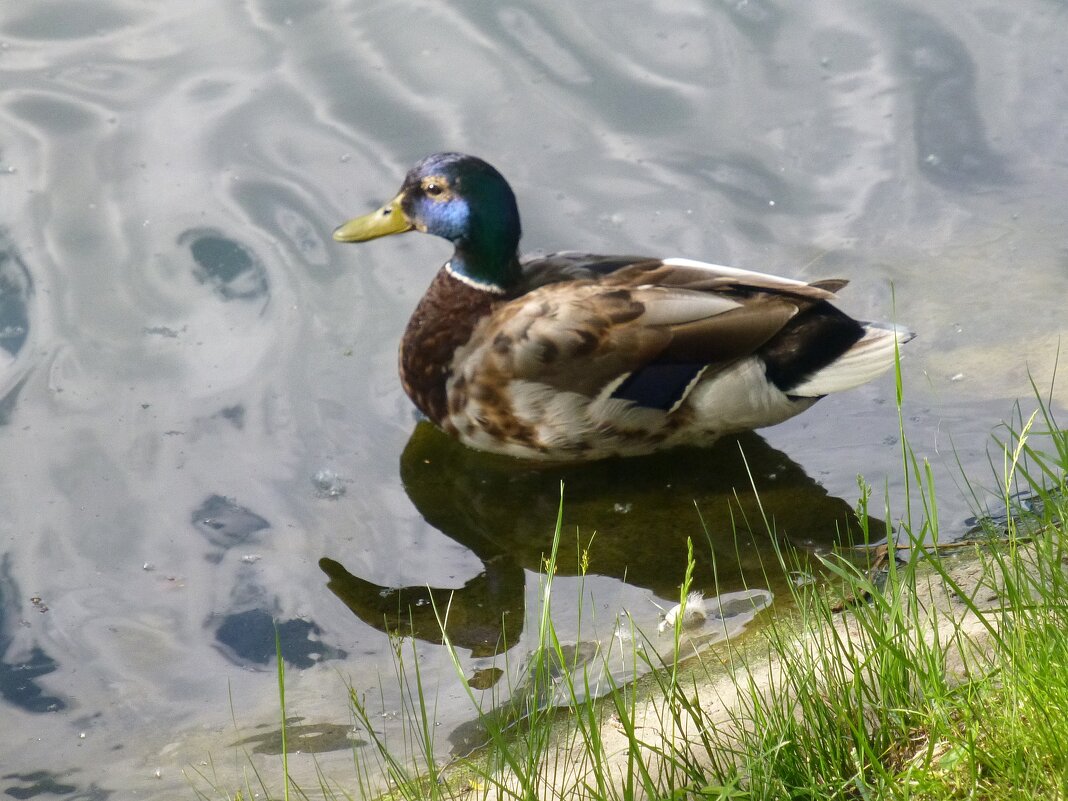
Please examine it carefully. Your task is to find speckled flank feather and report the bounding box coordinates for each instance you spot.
[334,153,911,461]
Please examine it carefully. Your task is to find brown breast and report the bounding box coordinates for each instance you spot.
[398,268,500,425]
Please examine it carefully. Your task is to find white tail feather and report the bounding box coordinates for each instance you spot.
[788,323,912,397]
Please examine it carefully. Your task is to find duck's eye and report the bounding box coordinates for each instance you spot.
[420,176,449,199]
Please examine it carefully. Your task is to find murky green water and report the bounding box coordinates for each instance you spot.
[1,0,1066,796]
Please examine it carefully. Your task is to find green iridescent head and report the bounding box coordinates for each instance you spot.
[334,153,522,291]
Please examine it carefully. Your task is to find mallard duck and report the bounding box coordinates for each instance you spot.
[333,153,909,461]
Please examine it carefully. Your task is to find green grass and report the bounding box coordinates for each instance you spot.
[192,374,1068,801]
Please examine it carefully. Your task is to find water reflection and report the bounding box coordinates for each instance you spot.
[0,556,66,714]
[2,0,1065,792]
[322,422,884,658]
[893,9,1010,188]
[192,494,350,669]
[0,234,32,427]
[182,229,271,303]
[0,237,31,361]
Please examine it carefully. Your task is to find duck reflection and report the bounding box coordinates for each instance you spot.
[321,423,883,657]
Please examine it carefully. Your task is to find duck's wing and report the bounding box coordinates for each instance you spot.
[467,259,855,412]
[519,252,848,296]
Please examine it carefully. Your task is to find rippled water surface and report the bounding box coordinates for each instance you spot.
[1,0,1066,796]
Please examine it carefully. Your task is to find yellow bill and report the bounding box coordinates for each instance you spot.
[333,193,413,242]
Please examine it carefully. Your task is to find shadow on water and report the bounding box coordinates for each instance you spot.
[321,422,885,658]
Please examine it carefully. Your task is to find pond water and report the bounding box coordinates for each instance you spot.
[1,0,1066,796]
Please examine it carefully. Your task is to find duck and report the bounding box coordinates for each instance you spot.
[333,152,909,461]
